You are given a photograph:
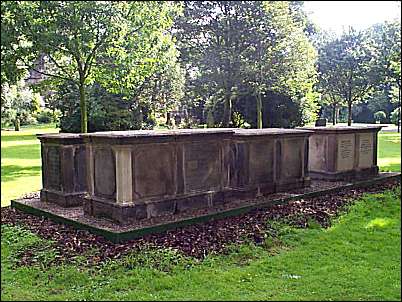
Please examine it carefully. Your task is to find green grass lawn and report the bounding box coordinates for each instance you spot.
[1,124,59,207]
[1,187,400,300]
[378,132,401,172]
[1,124,401,301]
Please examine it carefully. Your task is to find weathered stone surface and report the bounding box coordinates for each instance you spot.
[39,128,313,224]
[337,133,355,171]
[303,126,382,180]
[38,134,87,207]
[249,140,274,184]
[133,144,176,200]
[46,146,61,191]
[279,138,303,181]
[184,142,221,193]
[94,147,116,198]
[357,132,374,168]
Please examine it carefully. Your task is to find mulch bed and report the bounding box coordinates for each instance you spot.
[1,178,400,267]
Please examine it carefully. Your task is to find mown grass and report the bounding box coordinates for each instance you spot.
[1,187,400,301]
[1,123,59,206]
[378,132,401,172]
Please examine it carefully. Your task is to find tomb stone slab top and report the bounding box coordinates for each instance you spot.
[81,128,235,144]
[300,126,383,134]
[37,133,85,144]
[234,128,313,137]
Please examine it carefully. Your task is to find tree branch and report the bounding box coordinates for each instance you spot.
[46,53,75,79]
[19,56,75,82]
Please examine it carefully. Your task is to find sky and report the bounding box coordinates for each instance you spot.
[304,1,401,34]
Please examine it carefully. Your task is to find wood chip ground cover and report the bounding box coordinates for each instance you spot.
[1,179,400,268]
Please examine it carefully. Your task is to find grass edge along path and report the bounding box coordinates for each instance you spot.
[1,186,400,301]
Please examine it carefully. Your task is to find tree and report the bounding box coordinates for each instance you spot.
[317,27,376,126]
[370,21,401,131]
[1,80,41,130]
[8,1,181,133]
[175,1,318,128]
[1,1,35,85]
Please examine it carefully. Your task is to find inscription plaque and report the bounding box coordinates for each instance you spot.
[337,134,355,171]
[360,139,371,154]
[47,146,61,190]
[340,139,353,159]
[358,133,374,168]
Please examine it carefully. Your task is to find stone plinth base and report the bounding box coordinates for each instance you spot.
[41,189,86,207]
[309,166,379,181]
[83,179,309,225]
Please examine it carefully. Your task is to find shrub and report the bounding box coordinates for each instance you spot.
[36,108,60,124]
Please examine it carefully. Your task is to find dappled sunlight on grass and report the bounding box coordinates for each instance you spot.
[365,217,397,229]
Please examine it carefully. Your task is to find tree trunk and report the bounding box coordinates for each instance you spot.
[223,94,232,127]
[347,100,352,126]
[256,93,262,129]
[398,86,401,133]
[166,112,171,126]
[14,116,20,131]
[332,103,336,125]
[79,82,88,133]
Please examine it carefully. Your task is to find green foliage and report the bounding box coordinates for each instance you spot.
[317,27,377,125]
[374,111,387,123]
[1,81,41,128]
[35,108,60,124]
[370,21,401,90]
[318,21,401,125]
[175,1,318,128]
[6,1,183,132]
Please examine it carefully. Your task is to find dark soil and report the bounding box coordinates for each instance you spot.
[1,178,400,267]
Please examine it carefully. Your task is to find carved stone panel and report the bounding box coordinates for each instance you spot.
[336,134,355,171]
[229,141,249,188]
[46,146,61,191]
[358,133,374,168]
[308,135,327,172]
[249,140,274,184]
[184,142,221,193]
[279,138,303,180]
[133,144,176,200]
[94,147,116,198]
[74,145,87,192]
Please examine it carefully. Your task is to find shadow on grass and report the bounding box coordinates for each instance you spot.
[1,165,41,183]
[379,163,401,173]
[1,144,41,160]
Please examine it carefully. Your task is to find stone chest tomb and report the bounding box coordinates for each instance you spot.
[38,133,87,207]
[303,126,382,180]
[38,128,312,224]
